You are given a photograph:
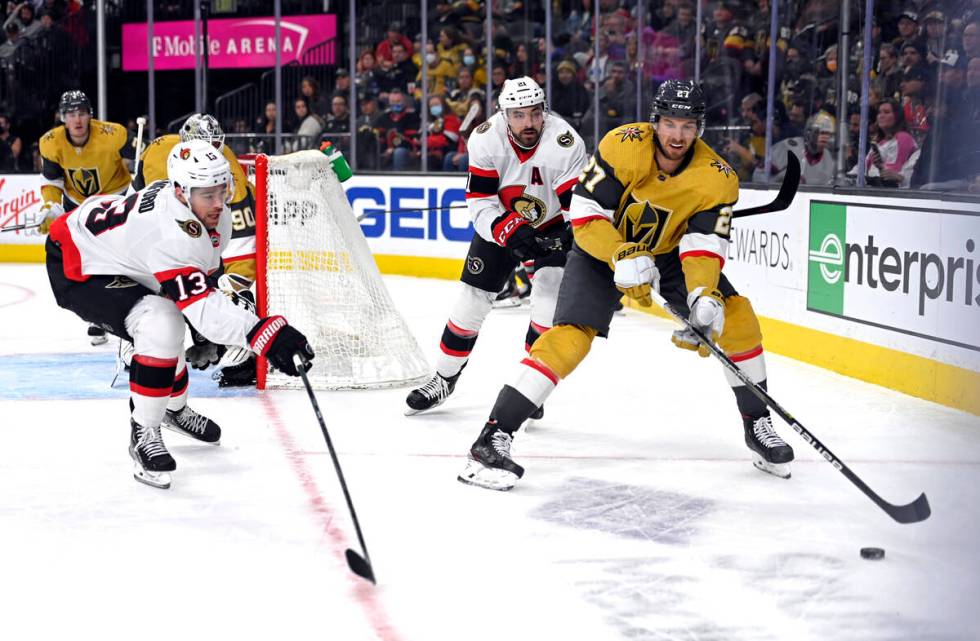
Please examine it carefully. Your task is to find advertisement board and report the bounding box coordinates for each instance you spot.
[0,175,45,246]
[122,15,336,71]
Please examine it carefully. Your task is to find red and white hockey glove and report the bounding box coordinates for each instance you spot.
[248,316,315,376]
[492,212,540,261]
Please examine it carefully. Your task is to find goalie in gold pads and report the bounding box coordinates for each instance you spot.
[457,80,795,491]
[134,113,258,283]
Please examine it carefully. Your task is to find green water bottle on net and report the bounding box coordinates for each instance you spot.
[320,140,353,182]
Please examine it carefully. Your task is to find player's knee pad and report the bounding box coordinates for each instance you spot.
[529,324,597,379]
[448,283,495,332]
[125,295,185,359]
[718,295,763,356]
[529,266,562,328]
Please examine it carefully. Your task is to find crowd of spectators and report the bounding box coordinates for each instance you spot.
[0,0,977,191]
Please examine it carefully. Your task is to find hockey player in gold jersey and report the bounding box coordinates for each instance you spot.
[38,90,136,345]
[458,80,795,491]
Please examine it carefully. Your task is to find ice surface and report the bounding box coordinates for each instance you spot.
[1,264,977,641]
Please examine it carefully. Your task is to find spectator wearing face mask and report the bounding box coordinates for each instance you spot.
[424,95,461,171]
[457,46,487,85]
[375,88,421,171]
[416,41,458,97]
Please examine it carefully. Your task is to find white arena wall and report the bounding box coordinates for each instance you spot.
[2,171,977,414]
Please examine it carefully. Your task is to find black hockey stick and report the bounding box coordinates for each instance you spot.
[649,290,931,524]
[293,354,377,583]
[1,221,41,233]
[732,152,800,218]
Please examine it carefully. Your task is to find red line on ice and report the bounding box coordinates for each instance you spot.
[259,394,405,641]
[0,282,36,308]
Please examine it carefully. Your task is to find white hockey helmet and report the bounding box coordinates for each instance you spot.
[167,139,233,199]
[180,113,225,149]
[498,76,547,111]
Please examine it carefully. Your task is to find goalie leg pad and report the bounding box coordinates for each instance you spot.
[528,324,597,380]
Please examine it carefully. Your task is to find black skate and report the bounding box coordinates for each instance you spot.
[88,322,108,346]
[129,419,176,489]
[529,405,544,420]
[744,415,794,479]
[162,406,222,444]
[458,422,525,491]
[405,369,463,415]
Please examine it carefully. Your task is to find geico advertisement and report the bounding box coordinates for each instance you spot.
[808,200,980,352]
[345,174,473,258]
[0,175,44,245]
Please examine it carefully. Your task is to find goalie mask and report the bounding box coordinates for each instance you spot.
[180,113,226,150]
[498,76,547,150]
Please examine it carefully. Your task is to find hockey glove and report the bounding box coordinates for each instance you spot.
[37,201,64,235]
[671,287,725,357]
[186,327,224,370]
[248,316,315,376]
[492,212,540,261]
[612,242,659,307]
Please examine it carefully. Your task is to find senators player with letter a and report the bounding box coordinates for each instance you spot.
[44,140,315,489]
[405,77,587,416]
[458,80,795,491]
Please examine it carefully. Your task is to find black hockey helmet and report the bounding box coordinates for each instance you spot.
[59,90,91,115]
[650,79,706,136]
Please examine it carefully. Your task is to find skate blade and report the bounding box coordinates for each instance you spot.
[90,335,108,346]
[404,398,446,416]
[492,297,523,309]
[751,454,791,479]
[456,458,518,491]
[133,465,172,489]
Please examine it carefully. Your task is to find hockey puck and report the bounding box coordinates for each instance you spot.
[860,547,885,560]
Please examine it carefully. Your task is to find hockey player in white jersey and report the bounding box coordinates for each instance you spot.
[44,140,315,489]
[405,77,588,416]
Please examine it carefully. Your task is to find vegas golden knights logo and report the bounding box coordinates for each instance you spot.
[617,201,673,250]
[69,167,101,198]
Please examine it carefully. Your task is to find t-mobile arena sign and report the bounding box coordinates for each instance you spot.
[122,15,336,71]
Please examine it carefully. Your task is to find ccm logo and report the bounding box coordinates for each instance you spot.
[251,316,286,355]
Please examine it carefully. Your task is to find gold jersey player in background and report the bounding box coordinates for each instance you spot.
[38,90,136,346]
[458,80,796,491]
[134,113,260,387]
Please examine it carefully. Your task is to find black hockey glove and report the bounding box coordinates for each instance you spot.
[247,316,315,376]
[492,212,542,261]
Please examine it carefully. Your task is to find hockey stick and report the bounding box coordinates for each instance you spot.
[356,204,467,221]
[732,152,800,218]
[649,289,931,525]
[132,116,146,181]
[293,353,377,583]
[0,221,41,233]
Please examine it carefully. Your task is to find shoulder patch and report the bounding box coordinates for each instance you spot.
[42,130,56,142]
[99,123,116,136]
[557,130,574,147]
[475,121,491,134]
[710,159,734,178]
[615,126,644,143]
[176,219,202,238]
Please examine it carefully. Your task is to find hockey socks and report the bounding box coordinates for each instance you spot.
[524,321,550,352]
[488,357,559,433]
[436,320,478,378]
[129,354,177,428]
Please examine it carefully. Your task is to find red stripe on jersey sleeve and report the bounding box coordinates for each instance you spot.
[555,177,579,195]
[465,192,496,199]
[153,266,200,284]
[468,165,499,178]
[679,250,725,270]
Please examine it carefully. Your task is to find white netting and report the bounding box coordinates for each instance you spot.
[260,150,429,389]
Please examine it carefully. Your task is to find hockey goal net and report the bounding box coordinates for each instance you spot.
[250,150,429,390]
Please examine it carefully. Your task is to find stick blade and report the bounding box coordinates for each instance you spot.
[886,492,931,524]
[346,548,376,584]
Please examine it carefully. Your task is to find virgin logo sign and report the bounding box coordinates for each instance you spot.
[122,14,336,71]
[0,176,42,236]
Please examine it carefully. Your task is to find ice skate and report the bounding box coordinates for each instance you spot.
[162,405,221,444]
[405,369,463,415]
[129,419,176,489]
[88,323,108,346]
[744,415,794,479]
[458,422,524,491]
